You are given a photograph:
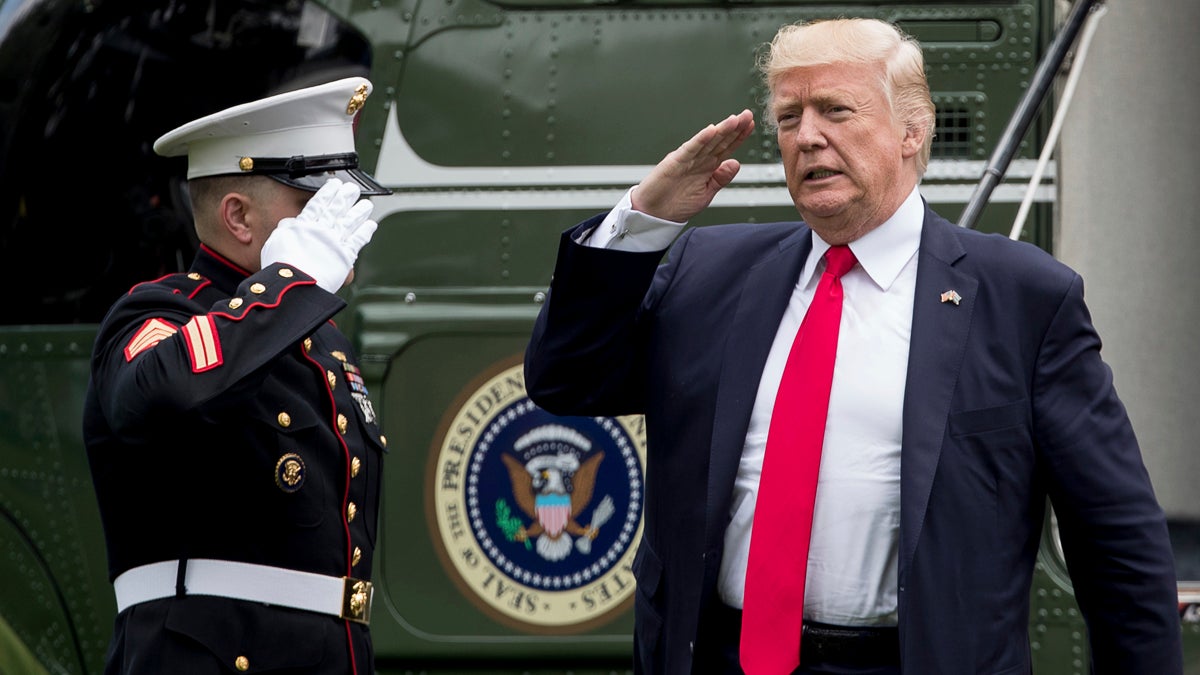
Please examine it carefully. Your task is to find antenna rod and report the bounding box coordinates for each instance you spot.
[958,0,1104,230]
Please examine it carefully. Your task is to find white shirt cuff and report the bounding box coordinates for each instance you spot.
[579,187,687,252]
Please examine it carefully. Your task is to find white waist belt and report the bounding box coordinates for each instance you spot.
[113,559,373,624]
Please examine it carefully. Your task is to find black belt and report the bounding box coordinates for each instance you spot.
[801,620,899,667]
[703,602,899,669]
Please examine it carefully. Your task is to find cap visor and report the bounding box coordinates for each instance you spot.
[268,168,392,196]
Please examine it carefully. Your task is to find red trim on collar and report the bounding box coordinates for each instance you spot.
[200,244,252,277]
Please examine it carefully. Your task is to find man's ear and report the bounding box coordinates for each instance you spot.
[901,123,926,159]
[218,192,254,244]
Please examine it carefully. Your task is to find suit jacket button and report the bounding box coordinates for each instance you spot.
[235,656,249,671]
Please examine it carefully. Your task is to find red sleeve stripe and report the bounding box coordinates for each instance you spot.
[182,315,224,372]
[124,318,179,362]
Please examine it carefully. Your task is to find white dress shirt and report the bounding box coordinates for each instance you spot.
[586,186,925,626]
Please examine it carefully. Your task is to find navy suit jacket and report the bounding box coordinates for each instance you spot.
[525,204,1181,674]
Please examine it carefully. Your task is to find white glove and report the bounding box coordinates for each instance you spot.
[260,178,379,293]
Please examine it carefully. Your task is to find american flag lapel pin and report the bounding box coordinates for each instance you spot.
[940,290,962,306]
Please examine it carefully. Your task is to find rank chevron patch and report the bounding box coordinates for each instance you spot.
[124,318,178,362]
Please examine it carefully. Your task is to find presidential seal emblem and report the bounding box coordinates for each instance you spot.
[430,361,645,632]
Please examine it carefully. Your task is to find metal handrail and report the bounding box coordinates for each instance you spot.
[958,0,1105,230]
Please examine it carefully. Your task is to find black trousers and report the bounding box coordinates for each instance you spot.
[692,601,900,675]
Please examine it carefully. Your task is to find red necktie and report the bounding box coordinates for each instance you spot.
[740,245,858,674]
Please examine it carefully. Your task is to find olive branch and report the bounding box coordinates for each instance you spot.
[496,498,532,550]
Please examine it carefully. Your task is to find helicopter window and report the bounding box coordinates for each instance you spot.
[0,1,370,326]
[1171,520,1200,582]
[933,106,973,158]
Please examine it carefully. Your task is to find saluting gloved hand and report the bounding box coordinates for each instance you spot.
[260,178,379,293]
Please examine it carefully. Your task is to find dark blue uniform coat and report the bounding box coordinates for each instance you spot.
[525,205,1181,674]
[85,244,386,674]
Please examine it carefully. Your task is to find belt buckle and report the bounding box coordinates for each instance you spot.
[340,577,373,625]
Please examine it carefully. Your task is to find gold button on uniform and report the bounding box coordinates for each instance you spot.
[228,297,243,309]
[277,412,291,428]
[327,370,337,388]
[187,272,202,281]
[347,502,357,522]
[380,435,387,448]
[352,546,362,566]
[351,457,361,478]
[331,350,347,362]
[235,655,249,671]
[303,337,312,352]
[337,414,348,434]
[250,282,266,294]
[279,268,294,278]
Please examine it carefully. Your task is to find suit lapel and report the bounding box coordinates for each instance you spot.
[703,227,812,557]
[899,207,978,576]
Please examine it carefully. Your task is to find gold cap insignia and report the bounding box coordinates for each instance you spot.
[346,84,369,115]
[239,157,254,172]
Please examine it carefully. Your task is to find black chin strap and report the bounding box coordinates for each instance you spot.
[175,556,189,597]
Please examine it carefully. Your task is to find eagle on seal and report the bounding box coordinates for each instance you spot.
[501,425,605,562]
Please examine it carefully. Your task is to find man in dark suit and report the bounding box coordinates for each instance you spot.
[525,18,1181,675]
[85,78,389,674]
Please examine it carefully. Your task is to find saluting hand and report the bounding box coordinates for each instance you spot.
[632,110,755,223]
[260,178,378,293]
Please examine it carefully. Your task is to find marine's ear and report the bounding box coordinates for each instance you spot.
[218,192,255,245]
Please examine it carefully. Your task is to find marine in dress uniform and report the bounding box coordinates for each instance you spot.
[84,78,391,674]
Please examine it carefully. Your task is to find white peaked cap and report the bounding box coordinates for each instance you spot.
[152,77,389,195]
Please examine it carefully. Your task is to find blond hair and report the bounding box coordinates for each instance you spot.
[758,18,936,176]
